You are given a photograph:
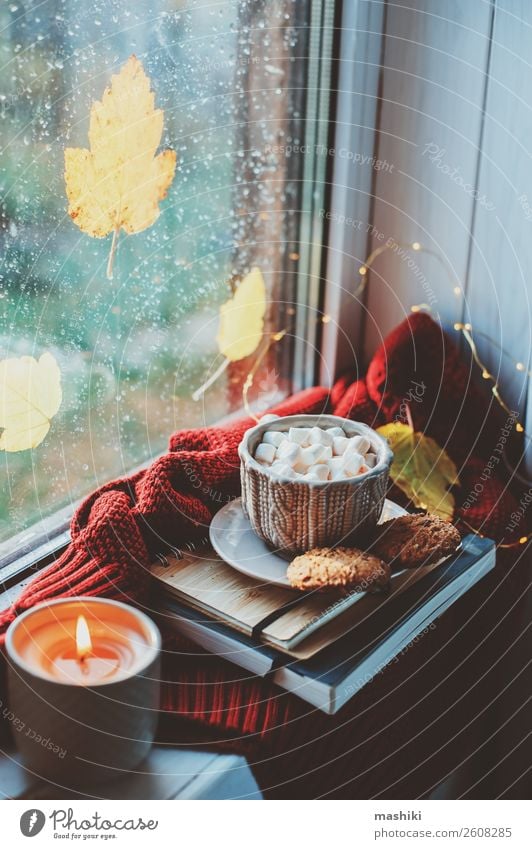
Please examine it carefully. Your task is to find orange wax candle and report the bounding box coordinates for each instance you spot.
[5,597,161,784]
[40,612,127,685]
[8,599,157,686]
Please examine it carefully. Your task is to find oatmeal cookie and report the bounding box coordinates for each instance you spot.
[287,547,390,591]
[370,513,461,568]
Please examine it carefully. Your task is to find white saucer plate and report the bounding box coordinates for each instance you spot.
[209,497,407,589]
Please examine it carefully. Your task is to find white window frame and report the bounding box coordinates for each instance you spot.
[319,0,385,385]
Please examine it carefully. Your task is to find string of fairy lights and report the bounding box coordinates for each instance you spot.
[354,240,531,549]
[355,240,531,440]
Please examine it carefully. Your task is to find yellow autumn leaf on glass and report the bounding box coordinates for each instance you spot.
[64,55,176,277]
[0,353,62,451]
[217,266,267,361]
[377,421,459,520]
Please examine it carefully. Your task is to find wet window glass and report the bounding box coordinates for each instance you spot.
[0,0,310,543]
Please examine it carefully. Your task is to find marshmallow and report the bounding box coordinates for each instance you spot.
[305,463,329,481]
[365,452,377,468]
[326,426,345,438]
[309,426,334,447]
[343,452,364,476]
[300,444,325,466]
[332,436,350,456]
[262,430,285,448]
[255,442,276,464]
[270,461,297,478]
[276,441,301,465]
[347,435,371,455]
[327,457,345,477]
[302,444,333,465]
[288,427,312,446]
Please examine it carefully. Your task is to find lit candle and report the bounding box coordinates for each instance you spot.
[39,611,129,684]
[9,600,157,685]
[6,597,161,785]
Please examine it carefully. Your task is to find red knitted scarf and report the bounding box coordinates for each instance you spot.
[0,314,524,743]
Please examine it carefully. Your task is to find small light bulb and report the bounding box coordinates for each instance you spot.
[453,286,461,296]
[519,536,528,545]
[412,242,421,251]
[516,362,525,371]
[359,266,367,276]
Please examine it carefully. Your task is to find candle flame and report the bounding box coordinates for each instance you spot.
[76,615,92,659]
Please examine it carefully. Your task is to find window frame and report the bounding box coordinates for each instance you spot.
[319,0,385,384]
[291,0,339,391]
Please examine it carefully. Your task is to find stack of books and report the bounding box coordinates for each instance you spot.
[150,533,495,714]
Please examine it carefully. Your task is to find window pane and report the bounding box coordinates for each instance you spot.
[0,0,312,543]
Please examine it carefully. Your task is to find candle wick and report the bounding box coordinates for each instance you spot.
[79,652,90,674]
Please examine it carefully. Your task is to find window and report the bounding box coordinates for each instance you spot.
[0,0,336,550]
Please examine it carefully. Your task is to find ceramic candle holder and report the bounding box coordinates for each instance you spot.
[5,597,161,787]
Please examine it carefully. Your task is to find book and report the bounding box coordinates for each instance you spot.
[151,534,455,655]
[152,534,496,714]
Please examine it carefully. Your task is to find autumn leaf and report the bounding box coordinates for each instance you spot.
[216,266,266,361]
[192,267,268,401]
[65,55,176,277]
[0,353,62,451]
[377,422,459,520]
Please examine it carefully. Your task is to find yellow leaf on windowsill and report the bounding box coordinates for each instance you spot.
[64,55,176,277]
[0,353,62,451]
[377,421,459,520]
